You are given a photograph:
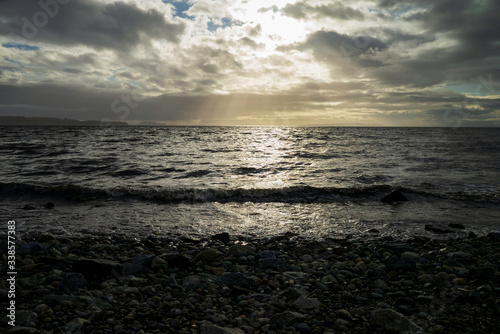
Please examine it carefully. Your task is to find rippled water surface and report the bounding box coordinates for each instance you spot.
[1,126,499,238]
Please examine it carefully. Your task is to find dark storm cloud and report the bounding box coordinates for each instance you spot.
[289,30,388,70]
[282,2,364,21]
[368,0,500,86]
[0,0,185,51]
[402,0,500,60]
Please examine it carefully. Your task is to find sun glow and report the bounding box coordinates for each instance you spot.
[230,1,311,47]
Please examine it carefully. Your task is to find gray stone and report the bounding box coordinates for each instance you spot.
[183,275,201,290]
[72,258,122,278]
[195,249,222,264]
[270,311,305,329]
[401,251,421,260]
[132,254,156,267]
[381,190,408,203]
[8,327,38,334]
[16,310,37,327]
[200,323,245,334]
[65,318,88,332]
[63,272,89,290]
[258,258,287,270]
[21,242,45,252]
[256,250,276,259]
[215,273,253,287]
[382,243,413,253]
[295,322,312,333]
[164,253,192,269]
[226,244,256,257]
[386,256,417,271]
[211,232,230,243]
[374,279,389,290]
[124,263,147,275]
[293,295,321,310]
[370,309,422,333]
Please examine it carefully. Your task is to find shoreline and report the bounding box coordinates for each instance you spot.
[2,231,499,333]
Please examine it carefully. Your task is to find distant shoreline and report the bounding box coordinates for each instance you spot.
[0,116,128,126]
[1,116,498,127]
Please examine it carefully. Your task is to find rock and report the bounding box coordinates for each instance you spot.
[215,273,253,287]
[124,263,148,275]
[258,258,287,270]
[132,254,156,267]
[195,249,222,264]
[385,256,417,271]
[226,244,256,257]
[336,309,352,320]
[295,322,312,333]
[417,274,433,284]
[164,254,192,269]
[8,327,38,334]
[373,279,389,290]
[470,267,495,279]
[485,232,500,241]
[468,231,477,239]
[22,204,36,210]
[36,234,55,243]
[256,250,276,259]
[452,278,466,286]
[16,310,38,327]
[381,190,408,203]
[382,243,413,253]
[448,223,465,229]
[350,307,366,317]
[182,275,202,290]
[212,232,230,243]
[72,258,122,278]
[63,272,89,290]
[200,323,245,334]
[270,311,305,329]
[293,294,321,310]
[43,295,79,307]
[425,225,453,234]
[435,272,449,283]
[401,251,421,260]
[44,202,55,209]
[21,242,45,252]
[151,257,168,270]
[65,317,88,332]
[370,309,421,333]
[428,324,445,333]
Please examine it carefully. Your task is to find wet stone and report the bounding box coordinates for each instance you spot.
[370,309,421,333]
[63,272,89,290]
[215,273,253,287]
[293,295,321,310]
[270,311,305,329]
[200,323,245,334]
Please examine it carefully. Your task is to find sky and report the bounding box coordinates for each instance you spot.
[0,0,499,126]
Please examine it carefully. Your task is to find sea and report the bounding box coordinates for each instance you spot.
[1,126,499,240]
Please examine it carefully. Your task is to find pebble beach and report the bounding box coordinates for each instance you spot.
[3,229,500,334]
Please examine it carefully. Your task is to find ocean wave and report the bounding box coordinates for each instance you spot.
[0,182,497,204]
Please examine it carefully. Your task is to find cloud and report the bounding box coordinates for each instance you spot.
[298,30,388,56]
[282,2,364,21]
[0,0,498,126]
[257,6,279,14]
[0,0,185,51]
[1,81,498,126]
